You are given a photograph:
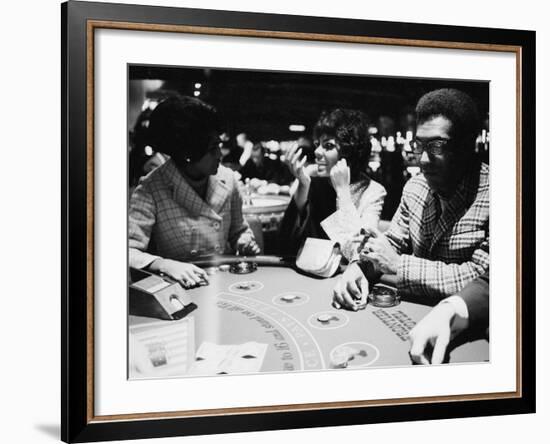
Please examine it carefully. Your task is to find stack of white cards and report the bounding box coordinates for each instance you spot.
[295,237,342,278]
[321,206,367,262]
[320,206,363,244]
[188,341,267,375]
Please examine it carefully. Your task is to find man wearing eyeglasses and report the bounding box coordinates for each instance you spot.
[333,88,489,309]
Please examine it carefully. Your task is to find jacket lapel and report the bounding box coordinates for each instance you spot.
[419,191,440,253]
[428,166,479,253]
[428,192,466,252]
[166,160,222,220]
[206,174,230,220]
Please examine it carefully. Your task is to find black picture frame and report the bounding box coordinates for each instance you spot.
[61,1,536,442]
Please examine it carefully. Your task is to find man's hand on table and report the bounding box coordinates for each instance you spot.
[408,297,470,365]
[360,227,400,275]
[332,262,369,311]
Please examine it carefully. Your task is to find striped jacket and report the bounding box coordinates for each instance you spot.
[129,159,254,269]
[384,162,489,300]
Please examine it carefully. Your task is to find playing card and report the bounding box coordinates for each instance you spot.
[188,341,268,375]
[320,207,363,243]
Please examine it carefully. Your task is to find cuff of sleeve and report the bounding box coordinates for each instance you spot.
[396,254,410,291]
[440,295,469,334]
[442,295,469,319]
[336,193,354,210]
[129,249,161,270]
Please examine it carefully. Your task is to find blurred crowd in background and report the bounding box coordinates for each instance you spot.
[128,68,489,253]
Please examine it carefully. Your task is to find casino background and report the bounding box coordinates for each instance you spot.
[128,65,490,254]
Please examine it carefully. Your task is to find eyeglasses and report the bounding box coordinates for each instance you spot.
[313,140,339,151]
[411,138,452,156]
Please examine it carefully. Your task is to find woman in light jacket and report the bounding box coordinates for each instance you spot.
[129,95,259,287]
[279,108,386,259]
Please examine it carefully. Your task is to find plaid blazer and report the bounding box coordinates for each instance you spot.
[384,162,489,300]
[129,160,253,269]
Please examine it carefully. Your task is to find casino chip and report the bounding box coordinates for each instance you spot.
[355,293,368,310]
[273,292,310,307]
[369,285,400,308]
[229,280,264,294]
[218,264,231,272]
[229,261,258,274]
[281,294,298,302]
[317,314,334,323]
[330,354,349,369]
[330,346,358,368]
[308,311,349,330]
[330,343,378,369]
[236,282,253,290]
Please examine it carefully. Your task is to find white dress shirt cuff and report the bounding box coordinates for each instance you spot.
[440,295,470,333]
[129,249,162,270]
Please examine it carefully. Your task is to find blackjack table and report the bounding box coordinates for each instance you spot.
[129,256,488,374]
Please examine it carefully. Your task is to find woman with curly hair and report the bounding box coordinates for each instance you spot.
[279,108,386,257]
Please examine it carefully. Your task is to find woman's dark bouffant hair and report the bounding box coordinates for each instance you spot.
[147,95,221,166]
[416,88,480,154]
[313,108,372,185]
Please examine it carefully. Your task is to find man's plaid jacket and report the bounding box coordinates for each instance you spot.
[384,162,489,300]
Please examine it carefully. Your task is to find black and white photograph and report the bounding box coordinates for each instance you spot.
[127,65,491,379]
[55,0,537,442]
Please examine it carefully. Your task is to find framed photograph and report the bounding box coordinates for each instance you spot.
[62,0,536,442]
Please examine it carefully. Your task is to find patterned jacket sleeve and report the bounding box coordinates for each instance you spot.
[128,184,161,269]
[227,175,254,249]
[384,190,413,255]
[398,235,489,300]
[383,167,490,300]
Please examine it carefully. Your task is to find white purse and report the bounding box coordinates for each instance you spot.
[295,238,342,278]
